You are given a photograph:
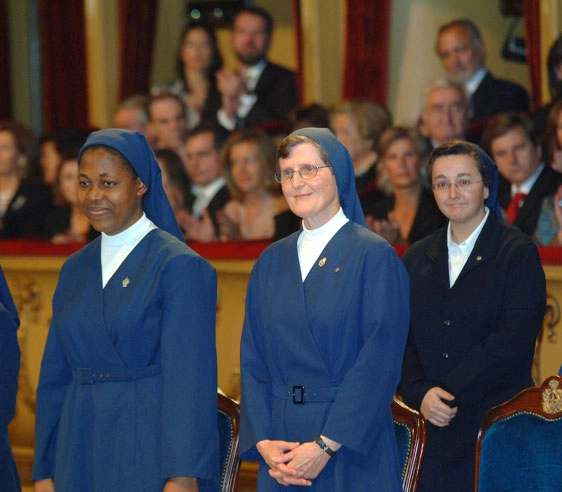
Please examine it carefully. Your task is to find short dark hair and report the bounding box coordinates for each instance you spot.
[547,34,562,100]
[146,91,187,122]
[234,6,273,36]
[480,112,536,155]
[427,140,490,188]
[187,124,229,151]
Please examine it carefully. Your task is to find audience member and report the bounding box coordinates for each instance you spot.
[287,103,330,132]
[153,21,223,130]
[218,128,291,241]
[182,125,230,241]
[39,129,87,187]
[0,266,21,491]
[154,148,191,219]
[419,80,471,149]
[400,141,545,492]
[532,34,562,150]
[482,112,562,236]
[216,6,298,132]
[112,94,155,147]
[436,19,529,125]
[329,100,391,210]
[366,127,445,244]
[146,91,189,163]
[0,121,52,239]
[545,99,562,172]
[44,150,97,244]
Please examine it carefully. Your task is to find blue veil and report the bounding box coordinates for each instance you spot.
[474,144,502,219]
[78,129,184,242]
[288,127,367,227]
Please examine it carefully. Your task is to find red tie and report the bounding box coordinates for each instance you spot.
[507,192,526,224]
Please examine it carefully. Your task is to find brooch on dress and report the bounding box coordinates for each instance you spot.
[122,277,130,288]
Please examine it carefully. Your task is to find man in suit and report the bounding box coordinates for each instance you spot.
[181,124,229,241]
[419,80,472,149]
[481,112,562,236]
[216,6,298,132]
[436,19,529,126]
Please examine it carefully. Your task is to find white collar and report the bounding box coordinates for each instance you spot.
[465,67,487,96]
[242,59,267,92]
[447,206,489,251]
[510,163,544,196]
[192,176,226,199]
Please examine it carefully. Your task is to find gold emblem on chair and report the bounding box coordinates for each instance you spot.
[542,379,562,414]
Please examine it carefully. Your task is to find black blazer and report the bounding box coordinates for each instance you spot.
[185,183,230,237]
[498,165,562,236]
[471,71,529,122]
[400,212,545,459]
[243,61,298,129]
[0,179,52,239]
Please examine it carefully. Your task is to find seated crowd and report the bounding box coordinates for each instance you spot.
[2,13,562,250]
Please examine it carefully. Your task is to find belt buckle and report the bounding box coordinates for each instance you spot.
[292,385,305,404]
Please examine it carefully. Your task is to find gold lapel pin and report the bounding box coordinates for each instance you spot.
[318,257,327,267]
[335,267,341,273]
[476,256,482,262]
[122,277,130,288]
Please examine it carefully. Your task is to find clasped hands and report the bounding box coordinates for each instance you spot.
[421,386,458,427]
[256,438,335,487]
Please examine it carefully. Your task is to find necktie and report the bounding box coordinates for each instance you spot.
[507,192,526,224]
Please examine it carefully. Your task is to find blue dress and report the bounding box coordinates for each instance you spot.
[33,229,220,491]
[240,222,410,491]
[0,267,21,491]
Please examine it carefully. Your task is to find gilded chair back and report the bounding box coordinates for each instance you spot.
[218,390,240,492]
[475,375,562,492]
[392,396,427,492]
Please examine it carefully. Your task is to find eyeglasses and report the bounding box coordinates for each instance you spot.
[432,178,483,193]
[274,165,331,184]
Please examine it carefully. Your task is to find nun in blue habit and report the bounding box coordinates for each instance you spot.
[32,129,220,492]
[240,128,410,491]
[0,266,21,491]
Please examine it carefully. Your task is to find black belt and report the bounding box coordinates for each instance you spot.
[72,365,161,384]
[272,383,339,404]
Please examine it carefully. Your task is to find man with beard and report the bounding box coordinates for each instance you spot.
[436,19,529,126]
[216,6,298,132]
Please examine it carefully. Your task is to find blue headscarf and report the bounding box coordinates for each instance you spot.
[288,127,367,227]
[78,129,184,242]
[474,143,502,219]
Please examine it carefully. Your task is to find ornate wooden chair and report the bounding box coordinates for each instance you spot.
[392,396,426,492]
[217,390,240,492]
[475,375,562,491]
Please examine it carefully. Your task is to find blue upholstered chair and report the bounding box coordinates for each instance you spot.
[475,375,562,492]
[217,390,240,492]
[392,396,426,492]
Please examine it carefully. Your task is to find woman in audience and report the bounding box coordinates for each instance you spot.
[240,128,409,490]
[0,121,52,239]
[153,21,223,129]
[33,129,219,492]
[366,126,445,244]
[329,99,392,211]
[400,140,545,492]
[218,128,295,241]
[44,150,96,244]
[39,129,87,187]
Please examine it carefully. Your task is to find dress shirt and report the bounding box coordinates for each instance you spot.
[510,163,544,197]
[217,60,267,131]
[191,176,226,218]
[447,207,489,287]
[101,213,157,287]
[297,207,349,281]
[465,67,487,96]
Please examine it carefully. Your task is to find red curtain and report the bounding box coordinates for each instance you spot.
[39,0,88,131]
[342,0,391,104]
[523,0,542,112]
[117,0,158,102]
[291,0,304,105]
[0,0,11,120]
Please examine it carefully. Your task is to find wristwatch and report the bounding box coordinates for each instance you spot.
[314,435,336,457]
